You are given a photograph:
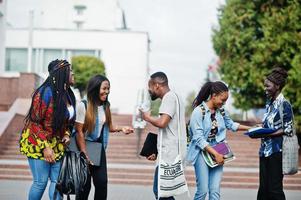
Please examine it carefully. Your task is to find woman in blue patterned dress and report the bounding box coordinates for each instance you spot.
[255,67,294,200]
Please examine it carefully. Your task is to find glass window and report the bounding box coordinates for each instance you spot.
[5,48,28,72]
[71,49,95,57]
[43,49,62,72]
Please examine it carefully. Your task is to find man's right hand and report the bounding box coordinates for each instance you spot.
[43,147,55,163]
[139,108,151,122]
[147,153,157,161]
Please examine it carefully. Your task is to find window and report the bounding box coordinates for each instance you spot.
[71,49,95,57]
[43,49,62,72]
[5,48,28,72]
[74,5,86,15]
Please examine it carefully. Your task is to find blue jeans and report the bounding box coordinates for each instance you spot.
[28,158,62,200]
[193,152,223,200]
[153,166,175,200]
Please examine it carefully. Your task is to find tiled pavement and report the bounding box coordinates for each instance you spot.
[0,179,301,200]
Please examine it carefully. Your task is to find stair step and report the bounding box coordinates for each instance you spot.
[1,114,300,191]
[0,164,300,190]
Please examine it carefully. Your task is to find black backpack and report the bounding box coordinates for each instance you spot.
[54,149,89,200]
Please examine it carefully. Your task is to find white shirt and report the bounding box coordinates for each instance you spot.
[158,91,187,164]
[75,101,106,136]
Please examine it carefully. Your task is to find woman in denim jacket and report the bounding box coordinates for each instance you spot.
[186,81,250,200]
[75,75,133,200]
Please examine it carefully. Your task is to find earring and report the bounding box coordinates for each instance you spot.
[64,83,67,90]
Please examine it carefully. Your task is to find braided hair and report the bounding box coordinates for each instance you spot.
[25,59,76,137]
[193,81,229,108]
[266,67,288,90]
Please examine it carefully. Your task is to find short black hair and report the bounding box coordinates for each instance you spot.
[150,71,168,85]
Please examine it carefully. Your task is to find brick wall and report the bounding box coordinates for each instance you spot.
[0,73,43,111]
[0,114,24,154]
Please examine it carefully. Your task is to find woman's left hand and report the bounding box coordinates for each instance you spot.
[122,126,134,135]
[62,135,70,145]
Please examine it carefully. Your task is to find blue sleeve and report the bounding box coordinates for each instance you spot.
[282,101,294,136]
[223,109,240,131]
[189,107,209,150]
[40,86,52,105]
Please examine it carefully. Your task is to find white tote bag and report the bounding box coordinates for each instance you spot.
[158,94,189,198]
[279,102,299,175]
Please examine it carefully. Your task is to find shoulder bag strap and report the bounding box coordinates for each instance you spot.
[174,93,182,156]
[159,92,182,159]
[279,102,284,129]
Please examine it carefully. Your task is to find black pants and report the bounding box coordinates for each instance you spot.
[257,152,285,200]
[82,147,107,200]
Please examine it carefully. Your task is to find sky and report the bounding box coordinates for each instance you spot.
[119,0,225,101]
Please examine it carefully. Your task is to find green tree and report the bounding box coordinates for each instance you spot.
[72,56,106,96]
[213,0,301,134]
[185,91,196,118]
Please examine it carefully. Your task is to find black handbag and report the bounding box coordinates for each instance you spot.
[55,150,89,200]
[69,136,103,166]
[140,132,158,157]
[68,99,103,166]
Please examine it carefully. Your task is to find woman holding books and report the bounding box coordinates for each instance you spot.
[186,81,251,200]
[255,68,294,200]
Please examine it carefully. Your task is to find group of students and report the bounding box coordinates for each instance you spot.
[20,59,294,200]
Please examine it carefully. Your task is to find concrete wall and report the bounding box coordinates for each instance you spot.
[0,0,6,72]
[6,0,122,30]
[6,29,149,114]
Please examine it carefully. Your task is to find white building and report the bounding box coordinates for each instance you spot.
[4,0,150,114]
[6,0,126,30]
[0,0,6,72]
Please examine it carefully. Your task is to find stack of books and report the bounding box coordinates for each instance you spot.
[244,127,276,138]
[202,142,235,168]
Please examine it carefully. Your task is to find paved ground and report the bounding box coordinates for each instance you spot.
[0,180,300,200]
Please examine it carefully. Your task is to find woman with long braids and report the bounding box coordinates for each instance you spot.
[255,68,294,200]
[186,81,251,200]
[20,59,76,200]
[75,74,133,200]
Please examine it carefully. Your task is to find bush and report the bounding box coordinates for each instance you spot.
[72,56,106,96]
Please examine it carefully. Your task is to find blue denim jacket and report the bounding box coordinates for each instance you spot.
[84,102,110,150]
[186,102,240,165]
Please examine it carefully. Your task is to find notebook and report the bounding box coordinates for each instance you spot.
[244,127,276,138]
[202,142,235,168]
